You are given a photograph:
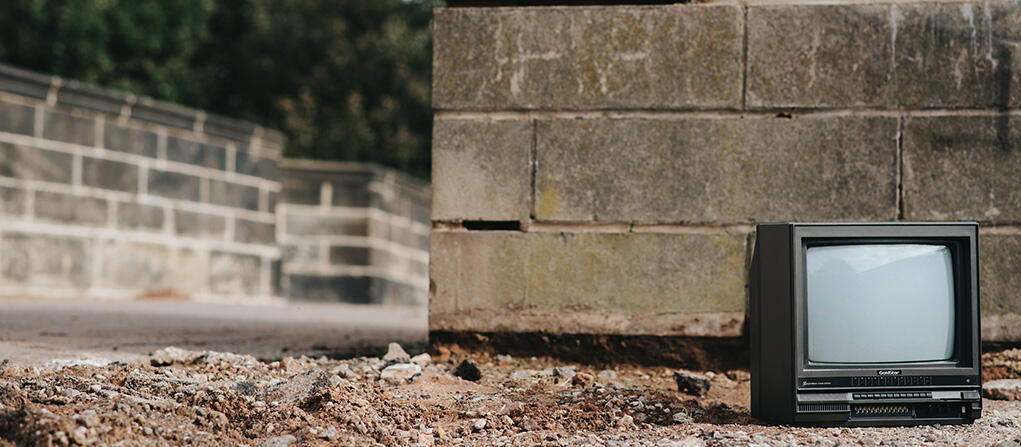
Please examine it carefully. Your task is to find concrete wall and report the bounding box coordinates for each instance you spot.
[0,64,283,302]
[279,159,429,305]
[430,1,1021,341]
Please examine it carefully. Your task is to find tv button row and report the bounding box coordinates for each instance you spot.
[853,392,932,399]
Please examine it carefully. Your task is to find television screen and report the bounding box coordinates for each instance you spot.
[806,244,955,364]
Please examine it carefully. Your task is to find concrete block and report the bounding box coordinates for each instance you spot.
[103,122,158,158]
[285,215,368,236]
[148,170,201,202]
[280,176,320,205]
[0,185,25,216]
[331,180,373,208]
[285,274,373,303]
[204,113,257,143]
[167,137,226,170]
[236,151,278,179]
[0,100,35,136]
[429,230,747,336]
[174,210,226,239]
[130,99,197,130]
[329,246,370,266]
[81,157,138,193]
[534,116,898,223]
[747,2,1021,108]
[893,2,1020,108]
[234,218,275,245]
[0,232,91,288]
[433,5,743,110]
[116,202,164,232]
[56,80,130,115]
[209,180,260,211]
[209,251,262,296]
[432,119,532,221]
[282,244,319,265]
[981,234,1021,317]
[34,191,107,227]
[746,4,897,108]
[0,64,53,99]
[0,142,73,183]
[42,110,94,146]
[903,115,1021,223]
[97,241,172,290]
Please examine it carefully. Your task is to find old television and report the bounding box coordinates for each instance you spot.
[750,222,981,425]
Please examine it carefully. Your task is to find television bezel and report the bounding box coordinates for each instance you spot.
[791,223,981,385]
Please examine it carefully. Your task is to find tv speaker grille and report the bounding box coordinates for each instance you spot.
[797,403,850,413]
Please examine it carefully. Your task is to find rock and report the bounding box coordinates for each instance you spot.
[860,437,878,447]
[672,411,693,424]
[597,370,617,381]
[279,357,302,372]
[454,359,482,382]
[380,363,422,385]
[674,370,711,396]
[261,435,297,447]
[553,366,576,379]
[318,426,340,440]
[617,414,634,428]
[383,342,411,364]
[496,354,513,364]
[77,410,100,427]
[984,379,1021,400]
[235,381,256,396]
[501,415,514,426]
[72,427,88,445]
[498,401,524,416]
[571,372,594,387]
[410,353,432,367]
[150,346,202,366]
[331,363,355,378]
[509,370,538,380]
[473,418,487,431]
[263,370,332,406]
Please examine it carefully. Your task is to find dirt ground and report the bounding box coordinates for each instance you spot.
[1,346,1020,446]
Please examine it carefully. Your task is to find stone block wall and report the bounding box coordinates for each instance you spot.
[431,1,1021,341]
[278,159,429,305]
[0,64,283,302]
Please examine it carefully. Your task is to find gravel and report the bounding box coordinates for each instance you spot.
[0,345,1019,446]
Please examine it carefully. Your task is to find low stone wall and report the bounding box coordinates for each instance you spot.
[278,159,429,305]
[0,64,283,302]
[430,1,1021,340]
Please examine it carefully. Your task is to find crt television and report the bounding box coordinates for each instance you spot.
[750,222,981,425]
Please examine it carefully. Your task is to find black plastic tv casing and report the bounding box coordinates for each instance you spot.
[750,222,982,426]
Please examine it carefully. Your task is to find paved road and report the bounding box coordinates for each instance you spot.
[0,298,427,367]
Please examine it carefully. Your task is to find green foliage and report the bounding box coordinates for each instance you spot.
[0,0,437,179]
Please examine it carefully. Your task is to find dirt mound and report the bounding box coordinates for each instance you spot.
[0,345,1019,446]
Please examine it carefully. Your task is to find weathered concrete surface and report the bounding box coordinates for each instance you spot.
[429,230,746,336]
[0,298,426,366]
[747,2,1021,108]
[433,5,742,110]
[980,233,1021,317]
[535,116,898,223]
[432,119,532,221]
[903,115,1021,223]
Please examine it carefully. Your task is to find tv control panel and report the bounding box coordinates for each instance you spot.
[794,389,982,425]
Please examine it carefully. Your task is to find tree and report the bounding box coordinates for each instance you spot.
[0,0,437,179]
